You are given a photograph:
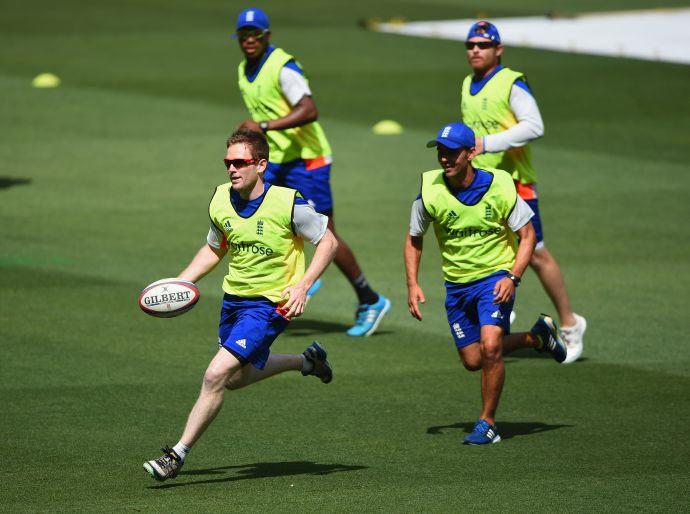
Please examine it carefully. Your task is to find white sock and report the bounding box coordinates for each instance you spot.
[173,442,190,461]
[301,354,314,374]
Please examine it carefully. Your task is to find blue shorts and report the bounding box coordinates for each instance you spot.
[525,198,544,245]
[265,157,333,215]
[218,294,289,369]
[445,271,514,349]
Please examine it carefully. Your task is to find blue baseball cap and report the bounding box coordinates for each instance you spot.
[236,8,270,31]
[466,20,501,43]
[426,123,476,150]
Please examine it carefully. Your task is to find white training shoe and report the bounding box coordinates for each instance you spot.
[560,313,586,364]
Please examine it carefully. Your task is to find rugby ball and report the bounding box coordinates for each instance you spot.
[139,278,200,318]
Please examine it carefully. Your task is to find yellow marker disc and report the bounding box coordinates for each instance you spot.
[32,73,61,88]
[372,119,403,135]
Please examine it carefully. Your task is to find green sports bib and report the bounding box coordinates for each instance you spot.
[238,47,332,163]
[461,67,538,185]
[421,168,518,283]
[209,184,305,302]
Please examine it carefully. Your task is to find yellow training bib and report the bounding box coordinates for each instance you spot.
[421,168,518,283]
[209,184,305,302]
[461,67,537,185]
[238,47,332,163]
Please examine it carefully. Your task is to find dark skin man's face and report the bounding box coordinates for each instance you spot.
[237,28,271,61]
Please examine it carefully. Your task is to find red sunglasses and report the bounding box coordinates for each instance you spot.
[224,158,256,170]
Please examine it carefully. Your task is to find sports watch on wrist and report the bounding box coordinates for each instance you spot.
[507,273,521,287]
[259,121,269,132]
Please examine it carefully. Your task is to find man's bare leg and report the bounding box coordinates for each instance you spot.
[530,246,576,327]
[460,331,541,365]
[143,349,242,480]
[328,217,363,281]
[327,217,379,306]
[226,353,303,390]
[502,331,539,355]
[478,325,505,426]
[457,328,531,444]
[455,319,564,444]
[458,336,503,444]
[179,349,242,448]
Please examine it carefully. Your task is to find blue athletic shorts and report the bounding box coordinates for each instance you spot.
[445,271,514,349]
[525,199,544,245]
[218,294,289,369]
[265,157,333,215]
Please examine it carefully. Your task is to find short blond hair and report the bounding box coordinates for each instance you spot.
[226,129,269,162]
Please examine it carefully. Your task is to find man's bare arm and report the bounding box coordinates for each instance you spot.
[404,233,426,321]
[240,96,318,133]
[281,228,338,319]
[178,244,227,283]
[493,221,536,304]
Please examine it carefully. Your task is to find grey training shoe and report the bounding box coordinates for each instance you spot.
[143,446,183,481]
[302,341,333,384]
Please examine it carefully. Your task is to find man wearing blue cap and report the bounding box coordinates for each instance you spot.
[404,122,567,444]
[461,20,586,363]
[232,8,390,337]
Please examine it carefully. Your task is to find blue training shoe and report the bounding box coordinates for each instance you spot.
[463,419,501,445]
[306,278,323,302]
[346,295,391,337]
[531,314,568,363]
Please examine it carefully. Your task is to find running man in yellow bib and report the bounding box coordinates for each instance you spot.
[234,8,390,337]
[404,122,567,445]
[143,129,338,481]
[460,21,586,363]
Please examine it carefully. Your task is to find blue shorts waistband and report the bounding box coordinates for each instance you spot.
[445,270,509,291]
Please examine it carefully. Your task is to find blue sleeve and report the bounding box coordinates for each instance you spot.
[283,59,305,76]
[295,196,309,206]
[514,79,533,96]
[415,193,422,201]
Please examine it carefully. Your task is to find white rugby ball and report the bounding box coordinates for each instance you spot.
[139,278,200,318]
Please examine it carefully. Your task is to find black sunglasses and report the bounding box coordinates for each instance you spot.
[236,29,268,42]
[465,41,497,50]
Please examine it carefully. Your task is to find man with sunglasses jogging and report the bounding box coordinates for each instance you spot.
[233,7,390,337]
[143,129,338,481]
[460,21,586,363]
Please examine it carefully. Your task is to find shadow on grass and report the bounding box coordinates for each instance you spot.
[284,318,352,336]
[0,177,32,189]
[148,460,368,489]
[427,421,573,440]
[285,318,393,337]
[504,349,590,363]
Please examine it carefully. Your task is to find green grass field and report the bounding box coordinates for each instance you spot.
[2,0,689,511]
